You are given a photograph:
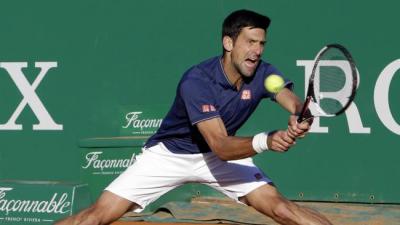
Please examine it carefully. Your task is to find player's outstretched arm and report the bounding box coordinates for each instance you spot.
[275,88,303,115]
[197,117,296,161]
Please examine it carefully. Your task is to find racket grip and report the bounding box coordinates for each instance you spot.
[297,96,312,123]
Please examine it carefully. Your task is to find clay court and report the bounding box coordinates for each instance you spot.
[109,199,400,225]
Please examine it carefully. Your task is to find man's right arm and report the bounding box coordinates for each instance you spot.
[196,117,295,161]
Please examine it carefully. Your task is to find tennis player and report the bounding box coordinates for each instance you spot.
[56,9,331,225]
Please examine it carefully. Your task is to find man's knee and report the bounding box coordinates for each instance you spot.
[79,203,118,225]
[80,206,103,225]
[244,185,331,225]
[83,201,128,225]
[243,185,297,222]
[55,206,102,225]
[270,200,296,221]
[56,190,138,225]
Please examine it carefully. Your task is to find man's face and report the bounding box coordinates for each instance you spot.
[230,27,266,77]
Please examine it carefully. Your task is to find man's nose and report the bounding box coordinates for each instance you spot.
[253,44,264,56]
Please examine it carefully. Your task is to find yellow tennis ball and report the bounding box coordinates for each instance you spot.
[264,74,284,93]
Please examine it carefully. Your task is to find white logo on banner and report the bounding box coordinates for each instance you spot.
[122,111,162,135]
[0,187,71,223]
[374,59,400,135]
[82,151,137,174]
[0,62,63,131]
[297,59,399,135]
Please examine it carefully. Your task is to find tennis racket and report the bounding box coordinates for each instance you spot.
[297,43,358,123]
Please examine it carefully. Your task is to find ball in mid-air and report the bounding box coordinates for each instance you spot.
[264,74,284,93]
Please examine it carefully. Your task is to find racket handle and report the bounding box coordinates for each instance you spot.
[297,96,312,123]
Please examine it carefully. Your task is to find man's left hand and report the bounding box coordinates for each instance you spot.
[287,115,313,139]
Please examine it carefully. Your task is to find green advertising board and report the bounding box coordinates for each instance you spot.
[0,180,90,224]
[79,137,146,200]
[0,0,399,211]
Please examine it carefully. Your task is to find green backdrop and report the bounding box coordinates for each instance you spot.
[1,0,399,204]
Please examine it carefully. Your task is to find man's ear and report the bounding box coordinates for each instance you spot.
[222,36,233,52]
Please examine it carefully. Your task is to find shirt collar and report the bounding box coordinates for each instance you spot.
[217,56,237,90]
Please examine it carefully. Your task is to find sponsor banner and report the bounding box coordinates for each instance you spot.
[81,150,137,176]
[0,180,90,224]
[80,146,143,200]
[119,105,167,136]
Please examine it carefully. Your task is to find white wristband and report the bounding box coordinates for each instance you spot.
[252,132,269,153]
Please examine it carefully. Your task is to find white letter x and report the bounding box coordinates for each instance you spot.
[0,62,63,130]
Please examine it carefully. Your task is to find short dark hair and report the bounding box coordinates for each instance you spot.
[222,9,271,42]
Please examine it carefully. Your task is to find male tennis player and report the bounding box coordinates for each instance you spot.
[56,9,331,225]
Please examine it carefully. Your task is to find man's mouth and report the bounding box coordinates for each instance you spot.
[245,58,259,68]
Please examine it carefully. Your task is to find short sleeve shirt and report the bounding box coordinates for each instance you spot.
[145,56,292,154]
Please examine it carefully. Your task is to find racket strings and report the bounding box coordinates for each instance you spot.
[313,48,355,116]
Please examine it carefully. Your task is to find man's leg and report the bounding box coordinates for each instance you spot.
[240,184,332,225]
[56,143,195,225]
[55,191,138,225]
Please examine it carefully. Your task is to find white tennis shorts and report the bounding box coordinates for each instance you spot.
[105,142,272,212]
